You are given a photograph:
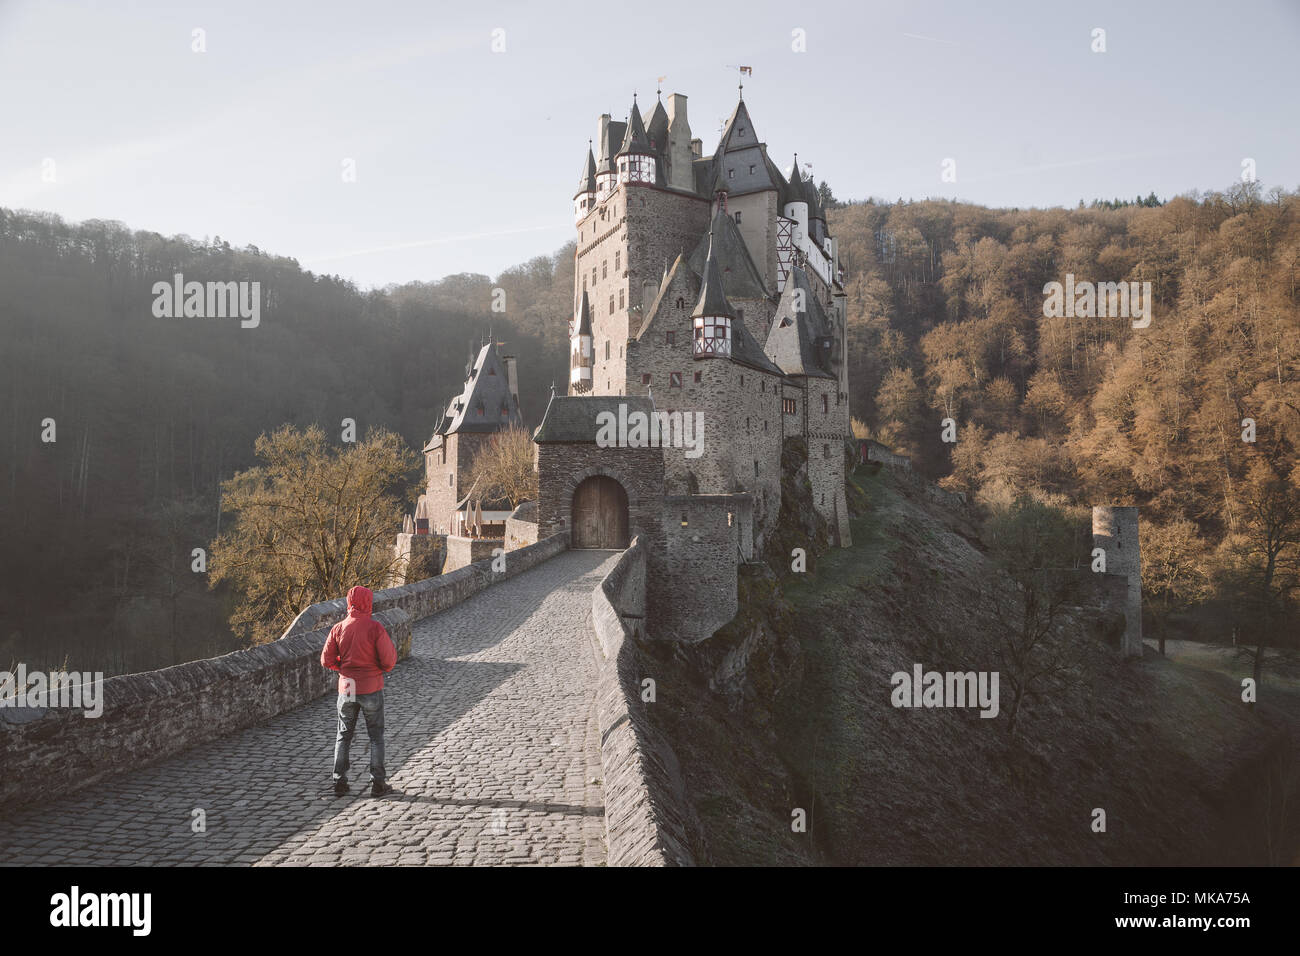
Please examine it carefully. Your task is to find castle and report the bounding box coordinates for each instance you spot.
[396,87,857,642]
[555,89,852,546]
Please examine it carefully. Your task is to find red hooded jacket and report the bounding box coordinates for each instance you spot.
[320,586,397,696]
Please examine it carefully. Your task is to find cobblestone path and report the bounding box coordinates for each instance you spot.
[0,550,619,866]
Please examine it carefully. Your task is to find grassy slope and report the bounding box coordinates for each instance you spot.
[650,466,1299,865]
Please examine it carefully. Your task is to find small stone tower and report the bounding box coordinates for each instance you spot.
[1092,506,1142,657]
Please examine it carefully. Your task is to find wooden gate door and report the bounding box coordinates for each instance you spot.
[572,476,629,549]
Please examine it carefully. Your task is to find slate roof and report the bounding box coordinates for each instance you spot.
[533,394,657,443]
[764,264,837,380]
[574,290,592,337]
[595,120,627,175]
[645,99,669,153]
[687,204,770,301]
[576,147,596,196]
[431,341,525,437]
[618,100,652,155]
[690,231,735,320]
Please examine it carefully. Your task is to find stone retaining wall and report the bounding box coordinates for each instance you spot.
[590,537,697,866]
[0,531,569,811]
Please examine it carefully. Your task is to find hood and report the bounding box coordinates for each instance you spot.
[347,585,374,616]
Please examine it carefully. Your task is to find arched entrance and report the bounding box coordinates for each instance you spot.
[571,475,629,549]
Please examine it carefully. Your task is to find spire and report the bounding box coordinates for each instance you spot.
[618,99,652,156]
[575,290,592,337]
[691,229,736,320]
[577,142,597,196]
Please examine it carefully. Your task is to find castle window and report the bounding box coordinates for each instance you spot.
[619,289,625,309]
[761,380,766,392]
[609,295,615,313]
[642,374,651,385]
[681,514,689,527]
[440,448,446,465]
[602,261,607,279]
[727,512,733,527]
[824,444,831,458]
[739,127,745,136]
[754,460,759,476]
[448,474,453,486]
[666,331,675,346]
[746,417,750,432]
[763,420,768,431]
[694,371,701,383]
[735,211,742,225]
[676,297,685,309]
[592,268,596,285]
[605,341,610,360]
[728,168,734,178]
[615,251,620,271]
[749,164,755,174]
[740,375,744,386]
[822,394,829,413]
[782,398,796,414]
[670,372,682,388]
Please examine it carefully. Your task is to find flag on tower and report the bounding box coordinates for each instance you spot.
[739,66,752,75]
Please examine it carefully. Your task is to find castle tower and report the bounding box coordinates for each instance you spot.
[569,290,593,393]
[1092,506,1143,657]
[616,98,656,185]
[575,143,597,223]
[691,232,734,358]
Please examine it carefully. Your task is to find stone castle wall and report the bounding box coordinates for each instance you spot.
[651,494,745,643]
[590,536,696,865]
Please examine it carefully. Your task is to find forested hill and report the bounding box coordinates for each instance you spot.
[832,184,1298,541]
[2,181,1296,673]
[0,208,574,672]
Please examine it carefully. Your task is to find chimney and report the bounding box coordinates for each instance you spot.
[690,138,703,159]
[503,355,519,410]
[596,113,611,163]
[665,94,695,192]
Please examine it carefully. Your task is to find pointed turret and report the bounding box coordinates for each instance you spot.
[569,291,593,393]
[574,143,597,222]
[616,97,656,185]
[691,231,735,359]
[645,96,669,153]
[618,98,652,156]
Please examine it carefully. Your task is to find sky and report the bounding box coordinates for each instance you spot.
[1,0,1297,290]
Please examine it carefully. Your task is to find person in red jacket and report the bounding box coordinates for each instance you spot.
[321,585,397,797]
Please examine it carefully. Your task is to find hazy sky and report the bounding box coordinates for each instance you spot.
[2,0,1297,289]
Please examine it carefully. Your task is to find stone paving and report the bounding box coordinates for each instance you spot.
[0,550,619,866]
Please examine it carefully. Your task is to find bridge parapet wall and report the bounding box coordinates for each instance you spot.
[0,531,569,811]
[591,537,697,866]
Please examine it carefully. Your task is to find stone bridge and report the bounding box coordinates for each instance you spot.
[0,539,694,866]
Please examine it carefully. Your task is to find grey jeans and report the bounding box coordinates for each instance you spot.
[332,689,385,784]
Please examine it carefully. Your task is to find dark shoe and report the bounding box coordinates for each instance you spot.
[370,780,392,797]
[334,777,350,796]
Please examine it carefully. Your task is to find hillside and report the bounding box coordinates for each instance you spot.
[642,462,1300,866]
